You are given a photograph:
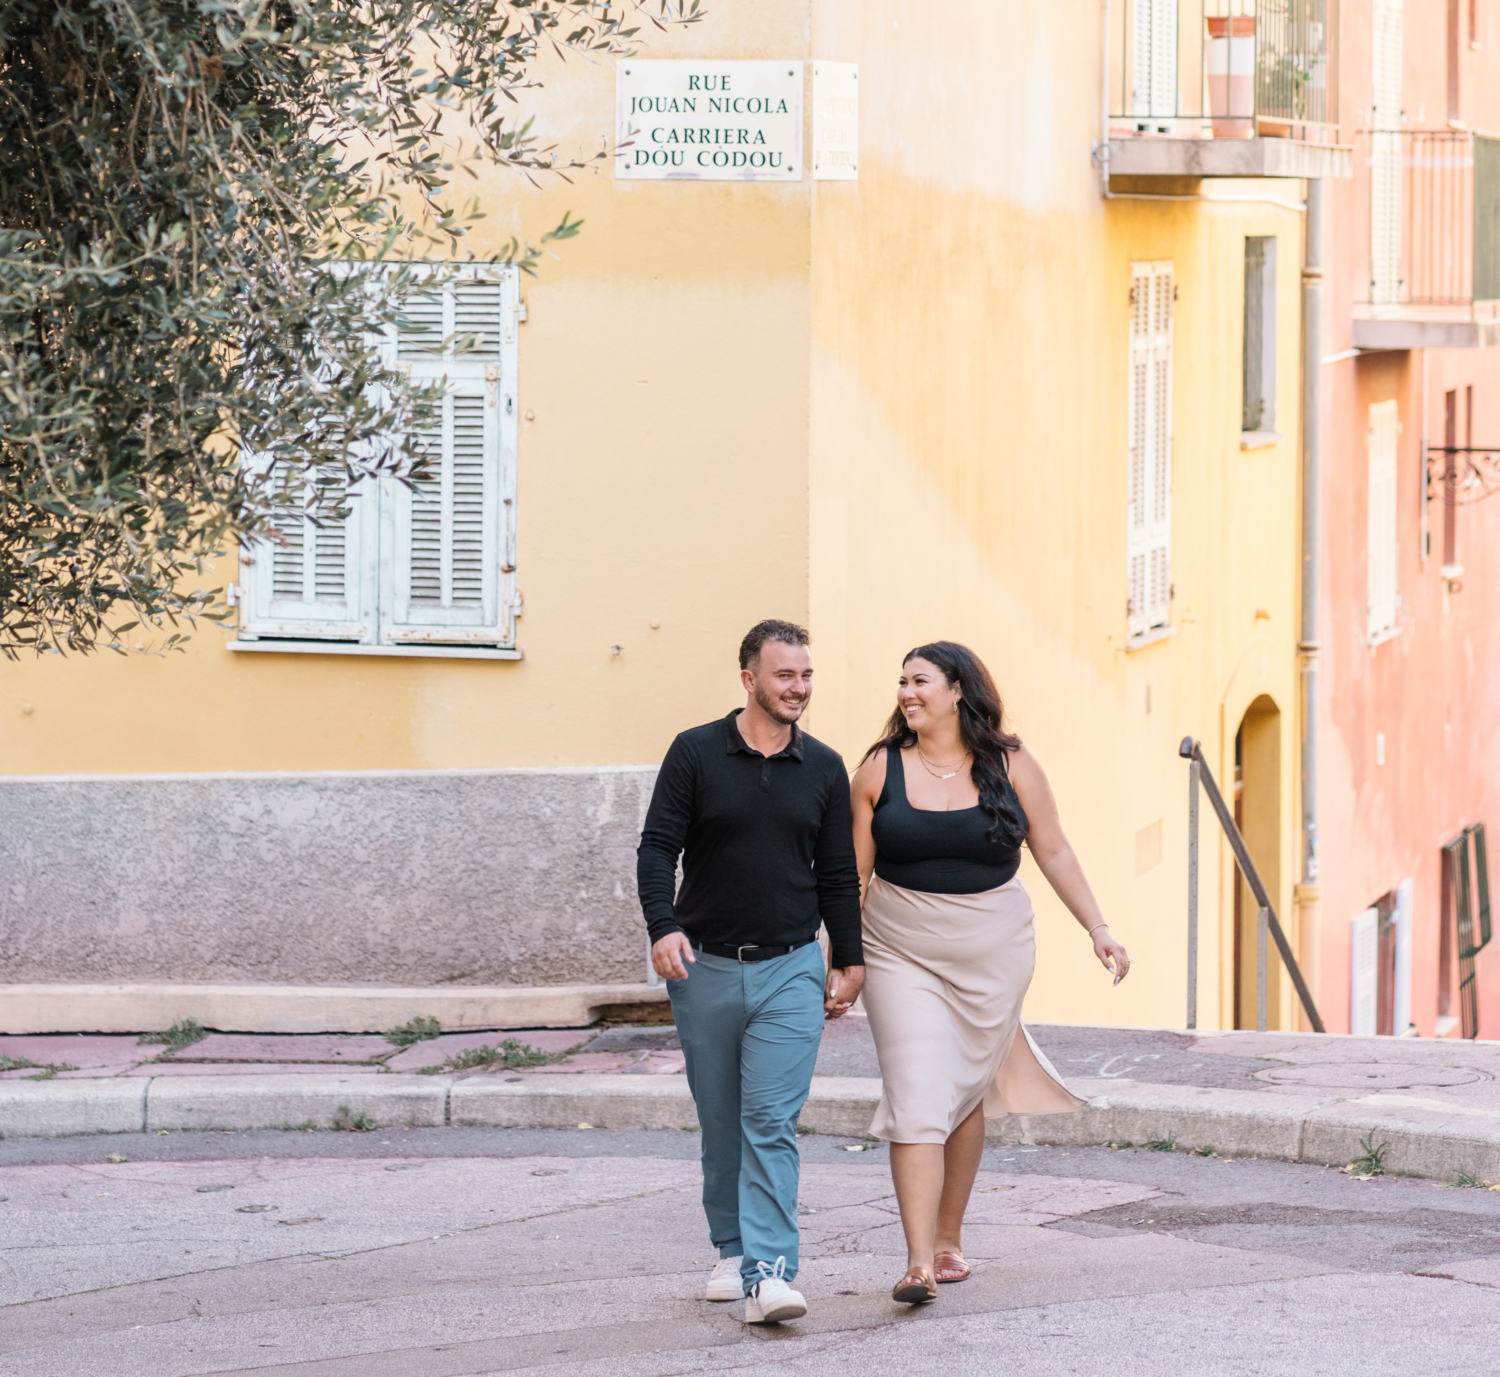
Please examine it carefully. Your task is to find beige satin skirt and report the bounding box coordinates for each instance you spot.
[861,872,1084,1144]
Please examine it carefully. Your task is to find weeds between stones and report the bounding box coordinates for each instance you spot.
[416,1038,583,1075]
[384,1016,442,1047]
[1147,1135,1177,1153]
[138,1018,208,1051]
[1342,1131,1390,1179]
[0,1054,79,1080]
[1450,1169,1488,1189]
[331,1105,377,1132]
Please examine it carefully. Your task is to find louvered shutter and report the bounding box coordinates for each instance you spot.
[1128,262,1173,638]
[381,269,518,646]
[1366,399,1400,639]
[1371,0,1403,307]
[1132,0,1178,121]
[1393,876,1414,1035]
[240,461,375,642]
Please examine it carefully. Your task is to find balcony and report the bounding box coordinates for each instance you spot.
[1352,131,1500,351]
[1105,0,1351,182]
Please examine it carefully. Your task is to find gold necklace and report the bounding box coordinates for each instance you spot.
[916,745,969,781]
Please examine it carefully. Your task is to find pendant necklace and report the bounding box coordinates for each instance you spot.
[916,746,969,781]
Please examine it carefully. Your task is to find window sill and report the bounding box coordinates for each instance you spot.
[1124,625,1177,653]
[1366,626,1401,648]
[228,639,523,661]
[1240,430,1283,450]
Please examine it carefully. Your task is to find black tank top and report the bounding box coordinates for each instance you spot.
[871,747,1028,895]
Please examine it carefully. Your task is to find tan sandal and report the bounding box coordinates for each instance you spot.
[933,1251,971,1283]
[891,1266,937,1303]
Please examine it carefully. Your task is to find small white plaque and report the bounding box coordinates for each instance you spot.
[812,62,858,180]
[616,60,803,181]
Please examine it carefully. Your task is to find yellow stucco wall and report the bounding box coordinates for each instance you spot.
[1,2,1312,1029]
[1,4,814,774]
[804,3,1307,1030]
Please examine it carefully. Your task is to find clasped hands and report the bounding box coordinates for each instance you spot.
[649,934,864,1020]
[824,965,864,1020]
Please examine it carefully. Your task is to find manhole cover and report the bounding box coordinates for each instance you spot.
[1254,1062,1489,1090]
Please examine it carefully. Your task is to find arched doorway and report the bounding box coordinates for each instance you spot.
[1233,694,1283,1029]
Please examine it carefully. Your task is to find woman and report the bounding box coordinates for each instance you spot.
[849,641,1129,1304]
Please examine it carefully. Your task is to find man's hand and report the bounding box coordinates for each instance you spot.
[651,932,696,982]
[824,965,865,1020]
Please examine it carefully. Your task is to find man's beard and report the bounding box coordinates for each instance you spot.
[754,680,806,725]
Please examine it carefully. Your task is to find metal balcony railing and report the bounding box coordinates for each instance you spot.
[1359,130,1500,310]
[1111,0,1339,141]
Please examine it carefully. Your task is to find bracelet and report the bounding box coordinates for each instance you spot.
[1087,923,1109,935]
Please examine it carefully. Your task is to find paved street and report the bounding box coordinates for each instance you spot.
[6,1125,1500,1375]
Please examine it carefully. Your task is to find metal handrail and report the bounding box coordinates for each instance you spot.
[1180,737,1326,1033]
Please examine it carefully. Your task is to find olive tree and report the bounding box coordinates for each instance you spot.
[0,0,699,655]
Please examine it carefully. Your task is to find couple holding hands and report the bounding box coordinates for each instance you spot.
[638,620,1130,1323]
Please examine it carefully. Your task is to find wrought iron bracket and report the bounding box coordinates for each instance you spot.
[1426,445,1500,506]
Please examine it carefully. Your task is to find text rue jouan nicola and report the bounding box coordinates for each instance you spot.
[628,74,792,171]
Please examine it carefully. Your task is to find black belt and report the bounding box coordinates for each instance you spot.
[691,936,816,963]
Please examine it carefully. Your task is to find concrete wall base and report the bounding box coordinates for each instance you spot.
[0,982,668,1035]
[0,766,659,988]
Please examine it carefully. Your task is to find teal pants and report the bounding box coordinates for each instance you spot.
[667,940,825,1290]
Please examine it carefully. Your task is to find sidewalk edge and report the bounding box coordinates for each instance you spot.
[5,1074,1499,1182]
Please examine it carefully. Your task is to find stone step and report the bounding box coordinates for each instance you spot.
[0,982,668,1035]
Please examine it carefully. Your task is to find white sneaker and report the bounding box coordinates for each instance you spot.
[705,1255,744,1301]
[743,1257,807,1324]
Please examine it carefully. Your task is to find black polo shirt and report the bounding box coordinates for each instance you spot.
[637,710,864,969]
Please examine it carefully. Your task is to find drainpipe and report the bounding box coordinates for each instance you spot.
[1297,177,1325,1026]
[1098,0,1112,196]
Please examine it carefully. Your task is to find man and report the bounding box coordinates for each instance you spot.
[638,619,865,1324]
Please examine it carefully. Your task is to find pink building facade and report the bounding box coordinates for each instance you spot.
[1316,0,1500,1037]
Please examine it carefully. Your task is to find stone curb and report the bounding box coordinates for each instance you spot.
[3,1073,1499,1182]
[145,1074,451,1133]
[0,982,668,1035]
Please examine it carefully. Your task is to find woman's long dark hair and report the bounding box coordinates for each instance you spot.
[862,641,1025,844]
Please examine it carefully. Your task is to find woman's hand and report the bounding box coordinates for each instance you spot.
[1093,927,1130,985]
[825,965,865,1019]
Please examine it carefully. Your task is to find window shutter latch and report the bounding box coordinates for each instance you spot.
[485,363,500,408]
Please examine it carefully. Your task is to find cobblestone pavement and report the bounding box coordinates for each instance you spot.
[5,1125,1500,1375]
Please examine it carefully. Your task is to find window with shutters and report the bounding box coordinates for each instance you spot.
[1241,237,1277,437]
[1371,0,1404,308]
[1131,0,1178,131]
[1366,398,1400,642]
[236,266,521,658]
[1127,261,1174,641]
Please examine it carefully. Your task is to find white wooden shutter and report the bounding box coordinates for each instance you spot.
[1393,877,1414,1034]
[1128,261,1174,638]
[1350,907,1379,1036]
[380,268,518,646]
[1367,399,1399,639]
[1371,0,1403,307]
[240,464,375,642]
[1132,0,1178,121]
